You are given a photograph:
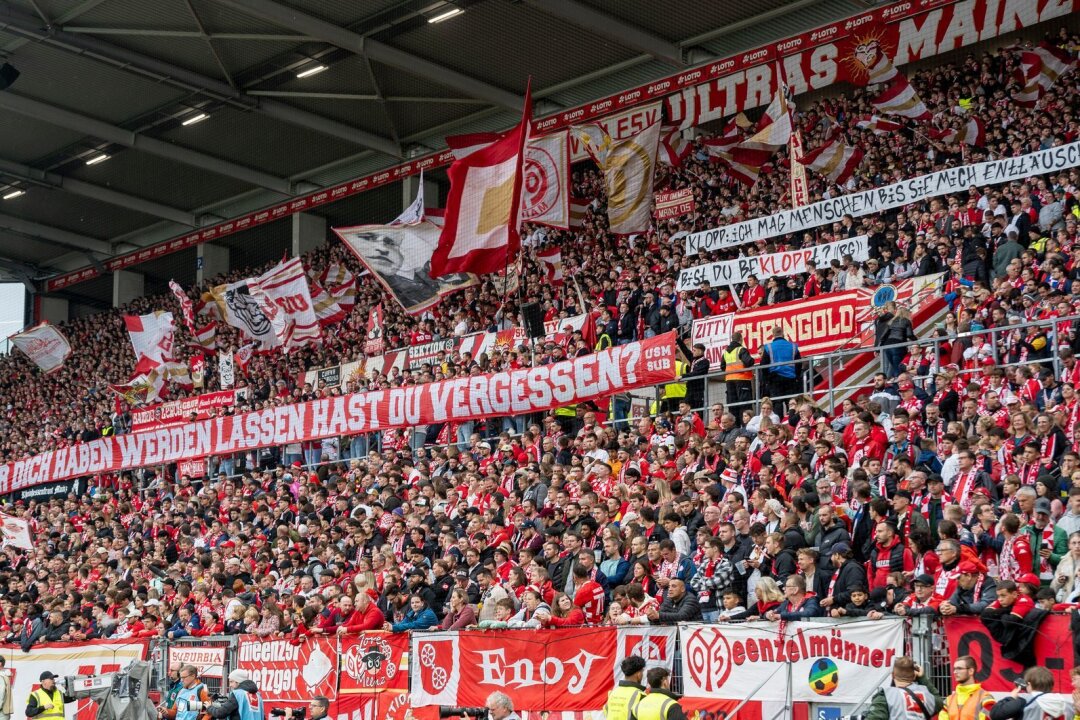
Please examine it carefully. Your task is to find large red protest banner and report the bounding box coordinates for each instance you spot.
[131,390,237,432]
[235,636,339,703]
[45,0,1073,293]
[734,291,862,356]
[944,615,1075,693]
[0,333,676,494]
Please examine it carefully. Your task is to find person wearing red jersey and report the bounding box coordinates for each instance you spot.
[571,565,605,624]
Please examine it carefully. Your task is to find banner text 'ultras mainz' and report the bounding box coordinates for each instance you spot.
[0,333,677,494]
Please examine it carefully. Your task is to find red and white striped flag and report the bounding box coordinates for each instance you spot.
[715,153,763,187]
[537,246,564,285]
[800,132,864,185]
[700,119,742,157]
[310,282,346,326]
[188,321,217,354]
[727,89,792,167]
[855,115,903,135]
[247,257,321,350]
[872,75,931,121]
[1014,41,1076,107]
[125,311,177,375]
[568,198,589,229]
[659,126,692,167]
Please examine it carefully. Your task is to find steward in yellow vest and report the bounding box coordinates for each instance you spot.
[27,671,72,720]
[604,656,646,720]
[635,668,687,720]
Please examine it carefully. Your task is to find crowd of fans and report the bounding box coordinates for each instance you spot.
[0,31,1079,673]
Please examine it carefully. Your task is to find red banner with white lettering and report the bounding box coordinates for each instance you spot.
[236,636,338,703]
[131,389,237,432]
[410,628,618,710]
[0,333,676,494]
[734,291,861,356]
[654,188,695,221]
[944,615,1075,693]
[409,627,677,711]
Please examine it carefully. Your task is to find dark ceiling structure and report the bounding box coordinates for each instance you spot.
[0,0,872,301]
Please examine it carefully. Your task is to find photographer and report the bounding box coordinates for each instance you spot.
[309,697,329,720]
[484,693,519,720]
[206,670,264,720]
[864,656,941,720]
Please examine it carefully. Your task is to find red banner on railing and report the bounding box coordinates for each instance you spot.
[0,333,676,494]
[235,636,338,703]
[339,632,409,695]
[409,627,677,711]
[131,390,237,433]
[943,615,1075,693]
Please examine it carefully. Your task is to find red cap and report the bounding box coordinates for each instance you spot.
[292,460,303,468]
[957,560,981,575]
[898,381,914,391]
[1018,573,1041,586]
[663,461,678,470]
[220,540,235,549]
[981,357,995,366]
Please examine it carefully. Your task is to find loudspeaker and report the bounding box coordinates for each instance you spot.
[0,64,19,91]
[521,302,545,339]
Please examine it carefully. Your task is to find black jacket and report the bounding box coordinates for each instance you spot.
[657,592,702,623]
[827,559,868,608]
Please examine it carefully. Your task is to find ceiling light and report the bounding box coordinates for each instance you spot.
[182,112,209,126]
[428,6,463,23]
[2,189,24,200]
[296,64,327,79]
[85,154,109,166]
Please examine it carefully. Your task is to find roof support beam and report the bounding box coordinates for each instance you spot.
[0,92,295,195]
[0,213,112,255]
[0,5,402,158]
[0,157,198,227]
[211,0,523,112]
[523,0,684,68]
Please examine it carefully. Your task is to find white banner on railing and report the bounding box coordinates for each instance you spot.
[677,235,868,290]
[680,619,904,703]
[686,142,1080,256]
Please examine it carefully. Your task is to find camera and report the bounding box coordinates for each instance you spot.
[439,708,487,719]
[270,708,306,719]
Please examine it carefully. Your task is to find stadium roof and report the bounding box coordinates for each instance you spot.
[0,0,869,291]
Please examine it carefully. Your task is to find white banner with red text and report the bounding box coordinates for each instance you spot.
[168,645,225,678]
[686,141,1080,256]
[0,640,148,720]
[0,333,675,494]
[680,619,904,702]
[677,235,869,290]
[131,390,237,433]
[410,627,677,711]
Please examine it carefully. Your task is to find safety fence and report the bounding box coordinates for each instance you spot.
[9,614,1068,720]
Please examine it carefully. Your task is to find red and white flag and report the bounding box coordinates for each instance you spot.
[659,126,692,167]
[537,246,564,285]
[9,322,71,374]
[235,343,254,375]
[789,129,810,207]
[247,257,321,350]
[363,304,385,356]
[872,75,931,121]
[169,280,196,331]
[521,130,570,229]
[1014,41,1076,107]
[727,89,792,167]
[321,264,357,311]
[310,282,346,326]
[188,321,217,354]
[110,368,167,406]
[938,117,986,147]
[700,118,742,158]
[855,115,903,135]
[711,152,762,187]
[125,311,177,375]
[0,512,34,551]
[800,132,865,185]
[568,198,589,229]
[432,82,532,277]
[190,353,206,389]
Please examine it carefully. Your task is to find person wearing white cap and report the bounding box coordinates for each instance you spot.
[205,669,264,720]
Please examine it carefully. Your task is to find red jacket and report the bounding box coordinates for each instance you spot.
[340,603,386,633]
[867,535,914,590]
